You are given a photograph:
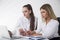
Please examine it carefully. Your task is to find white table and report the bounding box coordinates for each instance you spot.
[12,38,49,40]
[0,37,49,40]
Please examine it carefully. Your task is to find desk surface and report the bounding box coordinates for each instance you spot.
[0,37,49,40]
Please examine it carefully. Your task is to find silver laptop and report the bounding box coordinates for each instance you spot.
[0,25,10,39]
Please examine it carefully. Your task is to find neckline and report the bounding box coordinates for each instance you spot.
[45,19,53,25]
[24,16,31,21]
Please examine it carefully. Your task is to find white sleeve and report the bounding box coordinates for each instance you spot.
[16,18,23,29]
[12,18,23,35]
[35,26,42,33]
[35,20,42,33]
[34,17,38,30]
[41,21,59,38]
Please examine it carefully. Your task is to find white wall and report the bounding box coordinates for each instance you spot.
[0,0,60,31]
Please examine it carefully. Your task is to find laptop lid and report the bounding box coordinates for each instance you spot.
[0,25,10,38]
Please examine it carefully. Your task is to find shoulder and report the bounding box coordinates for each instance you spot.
[51,19,59,25]
[19,16,25,20]
[17,17,25,22]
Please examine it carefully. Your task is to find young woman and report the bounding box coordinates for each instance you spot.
[32,4,59,39]
[13,4,38,36]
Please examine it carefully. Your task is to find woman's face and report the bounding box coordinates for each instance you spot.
[40,9,49,19]
[22,7,31,18]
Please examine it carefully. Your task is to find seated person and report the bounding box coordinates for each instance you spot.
[31,4,59,40]
[11,4,38,37]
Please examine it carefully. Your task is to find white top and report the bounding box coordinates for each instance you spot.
[12,16,38,36]
[36,19,59,39]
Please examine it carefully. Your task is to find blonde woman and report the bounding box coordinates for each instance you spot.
[32,4,59,39]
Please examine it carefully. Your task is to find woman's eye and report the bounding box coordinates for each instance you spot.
[23,11,27,13]
[25,11,27,12]
[41,11,45,13]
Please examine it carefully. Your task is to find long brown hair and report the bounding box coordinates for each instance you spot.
[23,4,35,31]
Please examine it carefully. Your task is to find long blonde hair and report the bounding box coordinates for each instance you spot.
[40,4,57,22]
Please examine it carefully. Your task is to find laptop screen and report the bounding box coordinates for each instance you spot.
[0,25,10,38]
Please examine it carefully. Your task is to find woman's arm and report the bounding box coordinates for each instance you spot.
[19,29,27,36]
[26,30,42,36]
[41,21,59,38]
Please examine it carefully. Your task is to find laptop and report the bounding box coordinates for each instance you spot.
[0,25,10,39]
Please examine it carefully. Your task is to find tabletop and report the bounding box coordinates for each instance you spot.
[0,36,49,40]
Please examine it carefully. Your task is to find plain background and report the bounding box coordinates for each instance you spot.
[0,0,60,32]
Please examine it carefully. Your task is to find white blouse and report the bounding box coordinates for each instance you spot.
[36,19,59,39]
[12,16,38,36]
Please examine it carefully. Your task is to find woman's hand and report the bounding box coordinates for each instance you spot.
[26,30,36,36]
[19,29,42,36]
[19,29,24,33]
[32,33,42,36]
[19,29,26,36]
[26,30,32,35]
